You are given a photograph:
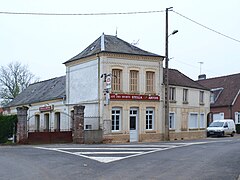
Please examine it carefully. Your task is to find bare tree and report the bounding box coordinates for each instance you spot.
[0,62,38,106]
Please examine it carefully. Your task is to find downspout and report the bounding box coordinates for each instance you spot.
[97,54,101,130]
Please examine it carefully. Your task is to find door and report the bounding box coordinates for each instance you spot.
[130,109,138,142]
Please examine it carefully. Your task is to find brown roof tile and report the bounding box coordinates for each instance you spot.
[197,73,240,107]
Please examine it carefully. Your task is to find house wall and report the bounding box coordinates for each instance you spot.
[169,86,210,140]
[9,99,70,132]
[100,54,164,143]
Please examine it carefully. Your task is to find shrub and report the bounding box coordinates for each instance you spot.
[236,124,240,134]
[0,115,17,143]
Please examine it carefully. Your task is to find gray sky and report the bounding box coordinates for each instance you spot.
[1,0,240,81]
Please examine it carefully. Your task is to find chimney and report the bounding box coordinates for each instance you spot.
[198,74,206,80]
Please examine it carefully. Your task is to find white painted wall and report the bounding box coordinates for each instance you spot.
[66,59,98,104]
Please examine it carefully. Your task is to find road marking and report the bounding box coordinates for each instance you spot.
[35,140,234,163]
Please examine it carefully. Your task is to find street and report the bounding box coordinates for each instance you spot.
[0,136,240,180]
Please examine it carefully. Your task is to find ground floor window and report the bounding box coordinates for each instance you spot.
[112,108,121,131]
[44,113,50,131]
[146,108,154,130]
[35,114,40,131]
[235,112,240,124]
[54,112,60,131]
[169,112,175,129]
[200,113,205,128]
[189,113,198,129]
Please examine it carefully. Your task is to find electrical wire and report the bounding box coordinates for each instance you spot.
[173,10,240,43]
[0,10,165,16]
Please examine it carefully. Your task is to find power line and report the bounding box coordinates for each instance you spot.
[173,10,240,43]
[0,10,165,16]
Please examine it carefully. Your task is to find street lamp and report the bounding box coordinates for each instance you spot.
[164,7,178,141]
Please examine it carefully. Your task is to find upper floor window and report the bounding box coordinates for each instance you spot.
[169,87,176,101]
[183,89,188,103]
[146,71,155,93]
[130,70,139,92]
[199,91,204,104]
[112,69,122,92]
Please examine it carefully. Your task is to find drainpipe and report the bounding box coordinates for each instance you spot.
[97,54,101,130]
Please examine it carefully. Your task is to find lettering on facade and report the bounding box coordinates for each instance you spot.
[39,105,54,112]
[110,94,160,101]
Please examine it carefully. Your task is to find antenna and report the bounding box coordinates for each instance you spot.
[131,39,140,46]
[198,62,204,74]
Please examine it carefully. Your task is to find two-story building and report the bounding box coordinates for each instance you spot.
[167,69,210,140]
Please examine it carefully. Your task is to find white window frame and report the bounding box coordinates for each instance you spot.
[146,108,154,130]
[235,112,240,124]
[112,108,121,131]
[200,113,205,128]
[199,91,204,104]
[183,89,188,103]
[169,112,175,130]
[169,87,176,101]
[188,113,198,129]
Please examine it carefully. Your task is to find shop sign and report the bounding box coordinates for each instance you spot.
[39,105,53,112]
[110,93,160,101]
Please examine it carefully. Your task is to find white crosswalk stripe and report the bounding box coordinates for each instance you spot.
[35,144,182,163]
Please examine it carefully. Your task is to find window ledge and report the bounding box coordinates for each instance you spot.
[111,131,123,134]
[189,128,199,131]
[199,102,205,106]
[169,129,176,131]
[145,130,156,133]
[170,100,177,103]
[183,101,188,104]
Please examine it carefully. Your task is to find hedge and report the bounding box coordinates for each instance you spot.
[236,124,240,134]
[0,115,18,143]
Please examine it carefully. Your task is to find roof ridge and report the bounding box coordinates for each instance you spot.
[30,75,66,86]
[199,72,240,81]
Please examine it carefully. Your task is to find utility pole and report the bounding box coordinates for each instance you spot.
[164,7,171,141]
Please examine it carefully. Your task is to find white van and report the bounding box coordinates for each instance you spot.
[207,119,236,137]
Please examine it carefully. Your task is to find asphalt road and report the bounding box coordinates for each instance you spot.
[0,136,240,180]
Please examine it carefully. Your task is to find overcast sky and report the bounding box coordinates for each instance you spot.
[1,0,240,81]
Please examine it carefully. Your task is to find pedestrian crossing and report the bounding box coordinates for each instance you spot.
[36,143,186,163]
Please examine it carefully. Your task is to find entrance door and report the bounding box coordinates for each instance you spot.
[130,109,138,142]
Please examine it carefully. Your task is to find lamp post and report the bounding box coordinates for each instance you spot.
[164,7,178,141]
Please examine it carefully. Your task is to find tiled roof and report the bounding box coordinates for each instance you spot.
[7,76,66,107]
[197,73,240,107]
[166,69,209,90]
[64,34,162,64]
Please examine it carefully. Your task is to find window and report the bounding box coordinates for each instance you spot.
[35,115,40,132]
[200,91,204,104]
[169,87,176,101]
[112,69,122,91]
[235,112,240,124]
[183,89,188,103]
[169,112,175,129]
[146,71,155,93]
[189,113,198,129]
[146,108,154,130]
[54,112,60,131]
[200,113,205,128]
[130,70,139,92]
[112,108,121,131]
[44,114,50,131]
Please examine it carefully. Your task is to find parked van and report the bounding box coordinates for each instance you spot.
[207,119,236,137]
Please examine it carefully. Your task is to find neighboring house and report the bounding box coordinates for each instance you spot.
[6,76,69,132]
[5,33,211,143]
[197,73,240,125]
[167,69,210,140]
